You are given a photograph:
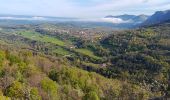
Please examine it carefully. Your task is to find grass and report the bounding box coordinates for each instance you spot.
[54,47,70,56]
[81,62,100,68]
[17,31,65,46]
[17,31,102,60]
[75,48,101,60]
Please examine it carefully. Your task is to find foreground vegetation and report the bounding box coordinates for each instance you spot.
[0,47,155,100]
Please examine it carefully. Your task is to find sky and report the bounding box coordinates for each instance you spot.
[0,0,170,18]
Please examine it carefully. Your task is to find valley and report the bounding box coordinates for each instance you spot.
[0,9,170,100]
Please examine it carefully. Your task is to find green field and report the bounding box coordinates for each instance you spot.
[81,61,100,68]
[75,48,101,60]
[17,31,65,46]
[54,47,70,56]
[17,31,102,59]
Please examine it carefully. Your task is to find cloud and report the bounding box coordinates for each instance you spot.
[75,17,131,24]
[0,16,47,20]
[100,18,131,23]
[0,15,131,24]
[0,0,169,18]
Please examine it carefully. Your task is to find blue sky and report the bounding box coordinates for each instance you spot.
[0,0,170,18]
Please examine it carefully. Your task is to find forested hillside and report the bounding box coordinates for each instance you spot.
[0,22,169,100]
[0,46,155,100]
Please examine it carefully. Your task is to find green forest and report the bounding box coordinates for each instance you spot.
[0,22,170,100]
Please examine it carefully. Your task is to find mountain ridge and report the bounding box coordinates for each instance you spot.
[105,14,149,24]
[142,10,170,26]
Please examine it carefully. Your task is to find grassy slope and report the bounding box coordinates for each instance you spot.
[17,31,65,46]
[54,47,70,56]
[75,48,102,60]
[17,31,101,60]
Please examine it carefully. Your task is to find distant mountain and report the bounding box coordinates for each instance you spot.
[0,14,142,29]
[142,10,170,26]
[105,14,149,24]
[105,14,136,20]
[133,15,149,23]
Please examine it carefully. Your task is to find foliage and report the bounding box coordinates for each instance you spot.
[30,88,41,100]
[0,22,169,99]
[83,91,99,100]
[41,78,58,100]
[6,81,25,99]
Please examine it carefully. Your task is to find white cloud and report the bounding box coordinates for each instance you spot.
[75,17,131,24]
[100,18,131,23]
[0,16,47,20]
[0,0,169,18]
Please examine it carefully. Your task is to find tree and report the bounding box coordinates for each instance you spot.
[30,88,41,100]
[83,91,100,100]
[41,78,58,100]
[0,50,5,66]
[0,90,11,100]
[5,81,25,99]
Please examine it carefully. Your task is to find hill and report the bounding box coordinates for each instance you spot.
[105,14,148,24]
[0,18,170,99]
[142,10,170,26]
